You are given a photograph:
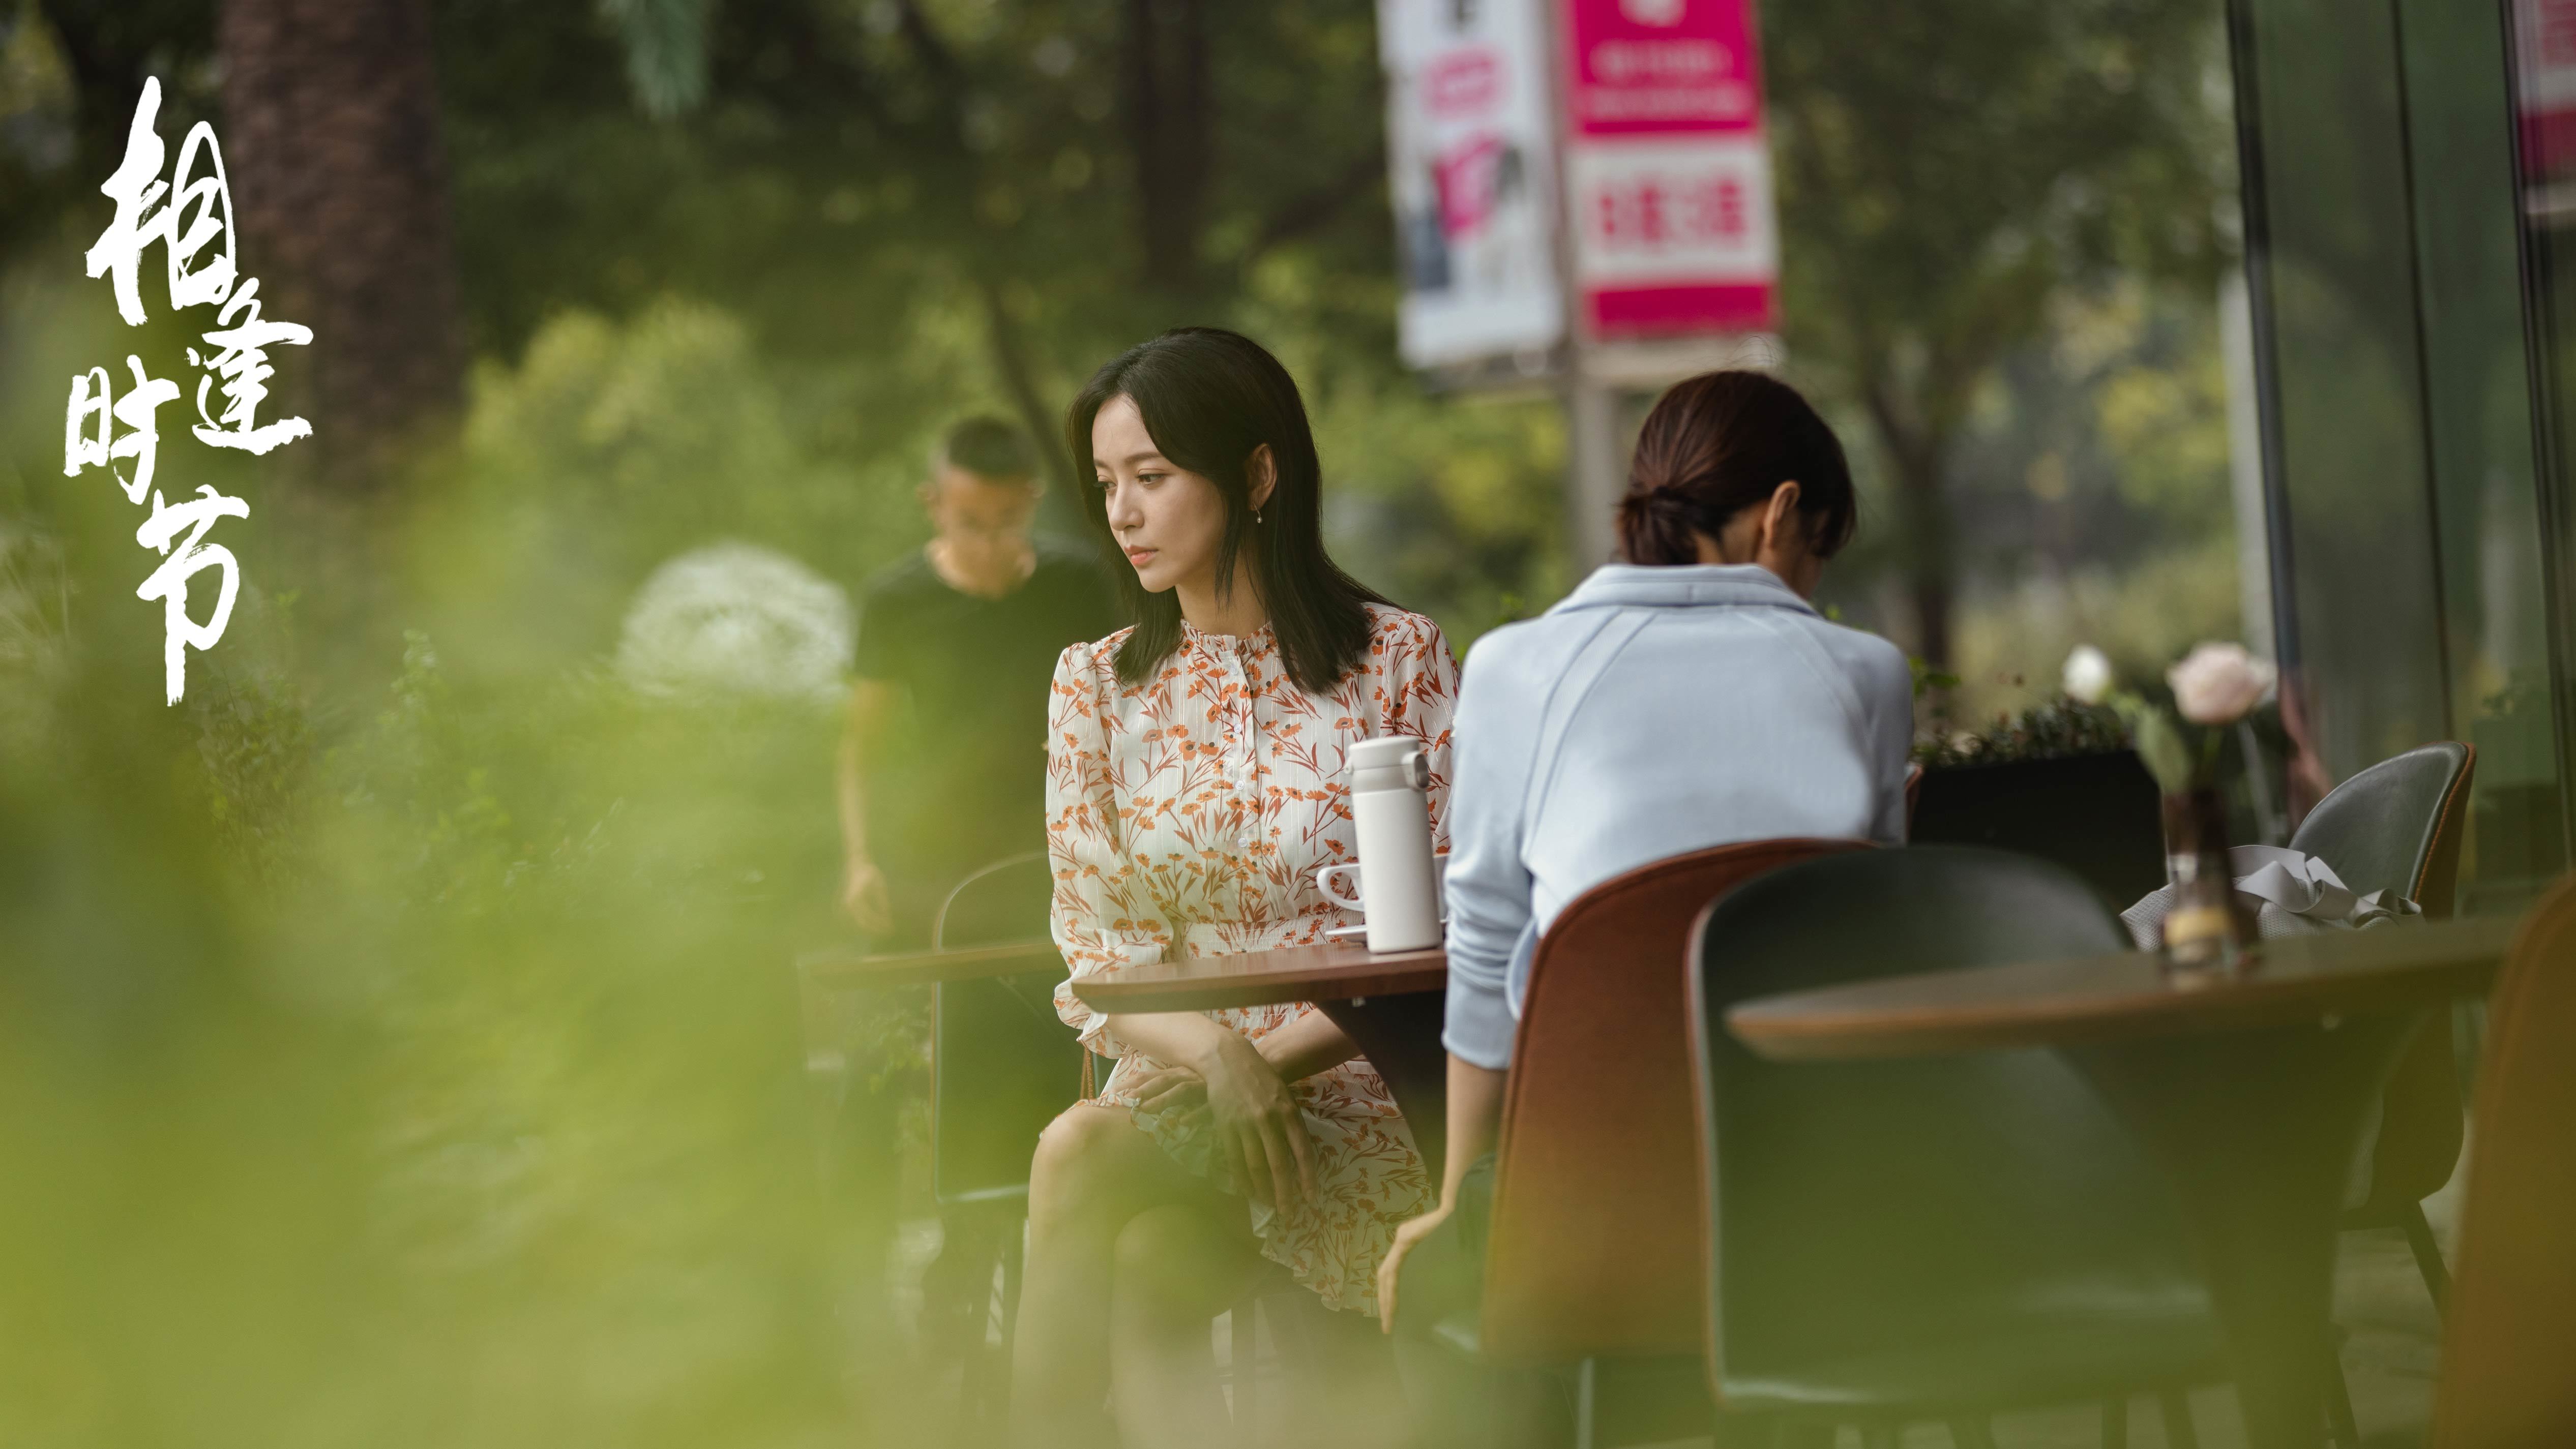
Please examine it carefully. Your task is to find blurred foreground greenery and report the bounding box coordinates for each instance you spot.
[0,292,948,1448]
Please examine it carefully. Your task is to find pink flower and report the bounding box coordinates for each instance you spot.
[2167,642,2276,725]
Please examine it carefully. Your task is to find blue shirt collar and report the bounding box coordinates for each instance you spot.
[1548,562,1820,617]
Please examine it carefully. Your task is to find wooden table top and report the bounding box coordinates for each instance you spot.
[798,939,1063,990]
[1727,913,2523,1062]
[1072,940,1449,1014]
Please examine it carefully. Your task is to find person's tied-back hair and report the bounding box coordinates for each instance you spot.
[1066,328,1389,695]
[1617,371,1858,567]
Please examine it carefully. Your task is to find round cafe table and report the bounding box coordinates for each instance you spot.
[1725,914,2520,1449]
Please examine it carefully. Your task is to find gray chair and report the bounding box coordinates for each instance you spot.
[1687,847,2227,1447]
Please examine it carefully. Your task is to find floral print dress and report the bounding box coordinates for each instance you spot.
[1045,604,1459,1315]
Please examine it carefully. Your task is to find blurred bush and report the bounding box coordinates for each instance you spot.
[0,286,925,1449]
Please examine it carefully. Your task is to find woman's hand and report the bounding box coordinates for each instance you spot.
[1124,1065,1207,1122]
[1190,1031,1321,1212]
[1376,1202,1453,1334]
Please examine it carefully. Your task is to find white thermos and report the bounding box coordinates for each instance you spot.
[1342,735,1442,953]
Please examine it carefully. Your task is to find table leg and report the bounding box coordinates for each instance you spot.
[2065,1011,2421,1449]
[1318,990,1450,1189]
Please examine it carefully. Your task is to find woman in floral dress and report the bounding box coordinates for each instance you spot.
[1011,328,1458,1449]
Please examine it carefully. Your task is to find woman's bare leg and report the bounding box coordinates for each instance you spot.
[1108,1202,1270,1449]
[1011,1103,1229,1449]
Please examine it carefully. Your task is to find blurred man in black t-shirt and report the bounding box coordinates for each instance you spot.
[837,416,1119,947]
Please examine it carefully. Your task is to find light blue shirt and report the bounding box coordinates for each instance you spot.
[1440,563,1915,1069]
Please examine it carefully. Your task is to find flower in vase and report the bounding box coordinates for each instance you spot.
[2061,645,2115,706]
[2167,642,2276,726]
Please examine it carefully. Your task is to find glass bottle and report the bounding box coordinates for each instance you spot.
[2159,786,2255,980]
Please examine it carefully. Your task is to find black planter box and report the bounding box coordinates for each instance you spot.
[1910,749,2166,910]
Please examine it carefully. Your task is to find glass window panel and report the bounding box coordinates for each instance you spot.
[2402,0,2566,905]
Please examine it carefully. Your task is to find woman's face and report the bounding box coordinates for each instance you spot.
[1093,394,1232,597]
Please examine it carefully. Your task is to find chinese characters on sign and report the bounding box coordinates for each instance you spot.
[1561,0,1779,338]
[62,77,312,705]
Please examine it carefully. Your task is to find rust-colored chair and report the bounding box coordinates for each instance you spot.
[1462,838,1867,1443]
[2427,873,2576,1448]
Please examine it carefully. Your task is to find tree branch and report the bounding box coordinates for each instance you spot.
[1240,152,1383,265]
[892,0,963,91]
[973,273,1070,493]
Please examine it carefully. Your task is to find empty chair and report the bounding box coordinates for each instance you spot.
[2427,873,2576,1447]
[2290,744,2475,1310]
[924,854,1083,1426]
[1688,846,2226,1443]
[931,853,1079,1208]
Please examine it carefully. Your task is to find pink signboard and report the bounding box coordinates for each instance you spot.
[1561,0,1779,339]
[2516,0,2576,178]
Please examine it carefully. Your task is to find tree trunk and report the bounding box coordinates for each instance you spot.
[1867,382,1958,668]
[1122,0,1209,298]
[217,0,464,495]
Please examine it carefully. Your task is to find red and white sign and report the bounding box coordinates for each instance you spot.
[2515,0,2576,177]
[1379,0,1565,369]
[1561,0,1779,339]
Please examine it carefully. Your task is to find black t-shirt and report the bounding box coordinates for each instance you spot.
[852,541,1120,886]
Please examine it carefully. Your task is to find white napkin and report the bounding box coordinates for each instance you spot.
[2121,846,2423,950]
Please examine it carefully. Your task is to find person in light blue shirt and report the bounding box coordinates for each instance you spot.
[1376,369,1915,1325]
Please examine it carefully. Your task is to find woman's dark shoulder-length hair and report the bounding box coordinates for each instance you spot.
[1616,370,1859,566]
[1065,327,1389,695]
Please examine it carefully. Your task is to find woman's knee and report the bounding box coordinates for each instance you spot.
[1028,1104,1142,1224]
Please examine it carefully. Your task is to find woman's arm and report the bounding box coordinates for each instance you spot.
[1376,1052,1507,1331]
[1043,649,1170,1059]
[1434,1052,1507,1208]
[1376,631,1542,1328]
[1254,1008,1360,1082]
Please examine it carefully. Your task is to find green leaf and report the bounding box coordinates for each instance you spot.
[2131,707,2195,793]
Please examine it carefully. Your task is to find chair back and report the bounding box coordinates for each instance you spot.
[1478,837,1867,1363]
[2288,742,2474,915]
[2289,743,2476,1216]
[1686,847,2205,1399]
[931,854,1083,1206]
[934,852,1057,952]
[2431,875,2576,1448]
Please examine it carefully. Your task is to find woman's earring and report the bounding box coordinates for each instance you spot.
[1253,507,1265,527]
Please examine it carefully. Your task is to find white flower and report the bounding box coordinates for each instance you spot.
[615,541,854,707]
[2167,642,2276,726]
[2061,644,2115,706]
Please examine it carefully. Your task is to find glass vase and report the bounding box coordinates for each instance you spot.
[2159,787,2255,980]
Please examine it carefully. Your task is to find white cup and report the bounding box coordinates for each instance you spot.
[1314,856,1449,921]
